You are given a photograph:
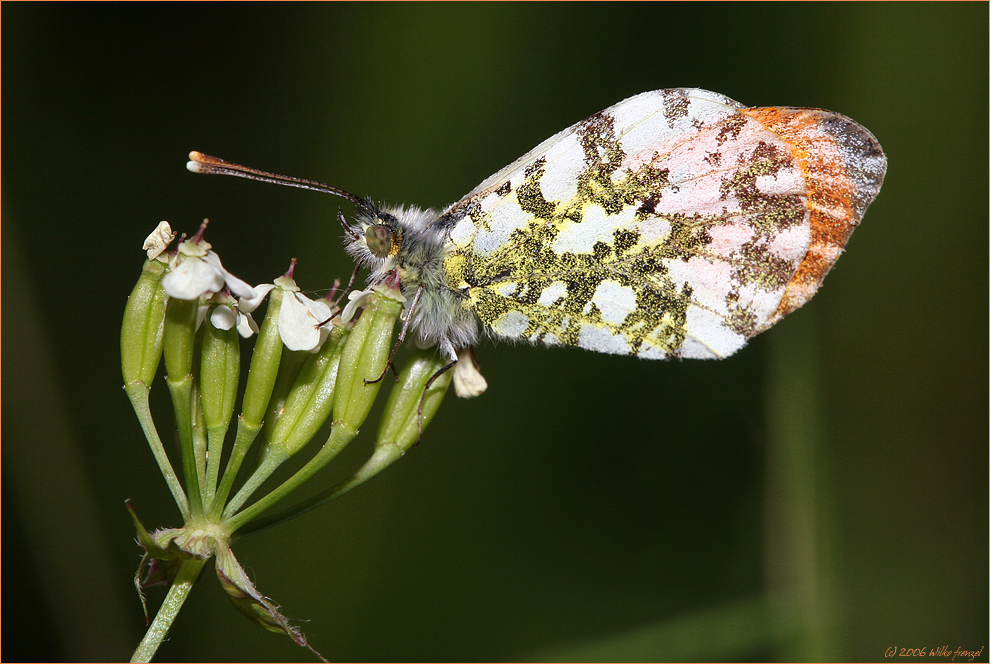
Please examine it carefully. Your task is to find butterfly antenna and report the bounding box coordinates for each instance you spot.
[186,151,375,215]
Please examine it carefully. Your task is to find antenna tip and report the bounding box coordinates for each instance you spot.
[187,151,206,173]
[187,151,225,173]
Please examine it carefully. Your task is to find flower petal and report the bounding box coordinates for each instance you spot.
[162,257,224,300]
[196,304,210,330]
[224,271,259,301]
[235,311,259,338]
[210,306,236,330]
[238,283,275,314]
[299,293,333,323]
[203,251,258,300]
[278,293,328,351]
[340,288,373,324]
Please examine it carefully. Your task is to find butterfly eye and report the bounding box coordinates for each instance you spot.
[365,224,393,258]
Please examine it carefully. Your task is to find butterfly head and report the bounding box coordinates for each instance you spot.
[341,206,405,278]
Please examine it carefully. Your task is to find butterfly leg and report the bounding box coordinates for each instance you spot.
[415,358,458,441]
[330,262,361,308]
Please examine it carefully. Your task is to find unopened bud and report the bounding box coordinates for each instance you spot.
[162,292,199,382]
[241,288,285,427]
[376,349,452,453]
[265,327,347,457]
[200,308,241,431]
[121,258,169,388]
[331,286,403,435]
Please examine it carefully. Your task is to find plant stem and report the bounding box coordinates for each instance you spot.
[221,446,290,518]
[764,306,835,660]
[167,375,204,517]
[209,418,262,520]
[523,594,793,661]
[224,424,356,534]
[125,382,190,519]
[236,444,401,538]
[130,557,207,663]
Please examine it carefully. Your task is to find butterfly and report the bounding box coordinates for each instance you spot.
[189,88,886,380]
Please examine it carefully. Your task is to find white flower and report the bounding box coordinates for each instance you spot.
[212,304,260,338]
[339,283,406,325]
[240,276,336,352]
[236,283,276,315]
[192,290,261,338]
[278,289,335,352]
[339,288,374,325]
[162,238,257,302]
[209,303,260,338]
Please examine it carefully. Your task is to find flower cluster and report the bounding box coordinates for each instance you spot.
[121,220,455,661]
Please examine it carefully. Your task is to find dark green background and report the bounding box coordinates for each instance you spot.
[3,3,986,662]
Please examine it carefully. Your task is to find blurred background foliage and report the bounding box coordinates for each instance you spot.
[2,3,986,662]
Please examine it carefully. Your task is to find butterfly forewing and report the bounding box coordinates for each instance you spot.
[437,88,885,360]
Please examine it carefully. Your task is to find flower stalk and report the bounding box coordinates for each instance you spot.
[208,286,285,519]
[121,253,190,518]
[122,221,457,661]
[235,347,453,538]
[222,285,403,531]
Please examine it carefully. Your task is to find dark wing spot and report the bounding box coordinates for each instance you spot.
[524,157,547,178]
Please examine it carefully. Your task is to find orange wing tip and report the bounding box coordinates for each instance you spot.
[743,106,886,326]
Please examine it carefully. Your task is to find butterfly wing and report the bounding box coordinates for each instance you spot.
[436,88,885,359]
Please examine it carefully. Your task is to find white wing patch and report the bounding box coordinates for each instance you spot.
[492,310,529,338]
[579,325,630,355]
[474,197,528,257]
[552,204,637,255]
[537,281,568,307]
[591,280,637,326]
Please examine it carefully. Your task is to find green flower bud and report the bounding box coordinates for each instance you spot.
[163,296,199,382]
[262,349,311,441]
[265,327,347,457]
[241,287,285,427]
[377,349,453,453]
[276,349,453,512]
[200,310,240,432]
[331,287,403,435]
[121,257,169,388]
[162,293,204,516]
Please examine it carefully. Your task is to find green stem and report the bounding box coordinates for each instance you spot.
[191,382,208,501]
[130,557,207,663]
[764,307,835,660]
[208,418,262,520]
[125,382,190,519]
[224,424,357,534]
[203,426,226,505]
[221,446,290,518]
[167,375,204,517]
[236,444,402,539]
